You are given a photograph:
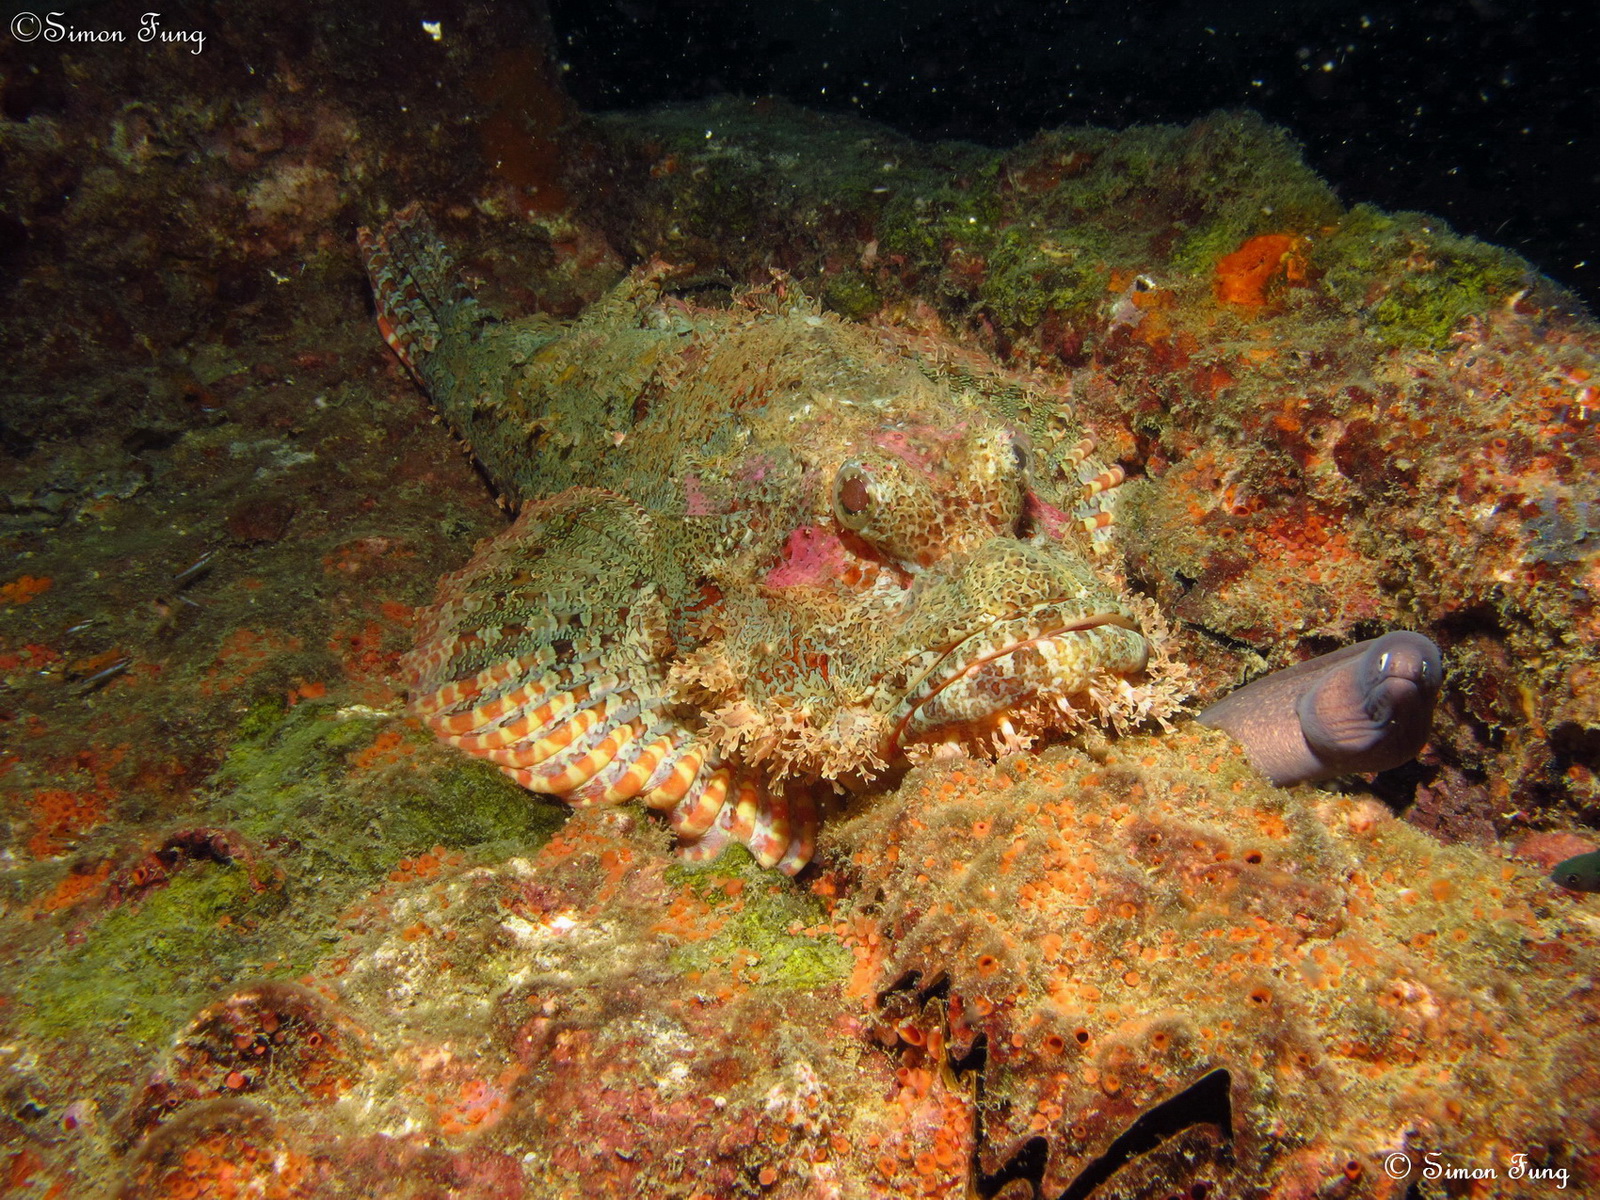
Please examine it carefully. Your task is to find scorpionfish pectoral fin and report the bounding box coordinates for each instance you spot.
[402,487,818,873]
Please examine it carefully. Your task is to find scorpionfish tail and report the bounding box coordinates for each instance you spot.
[356,202,475,383]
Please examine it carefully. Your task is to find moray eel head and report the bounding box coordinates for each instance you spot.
[1199,631,1443,787]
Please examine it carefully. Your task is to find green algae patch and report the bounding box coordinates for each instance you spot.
[1168,218,1258,281]
[19,864,292,1046]
[1313,204,1532,350]
[215,699,566,883]
[878,161,1002,272]
[980,228,1113,329]
[666,850,851,990]
[373,747,570,863]
[233,691,293,742]
[1158,112,1341,252]
[821,269,882,321]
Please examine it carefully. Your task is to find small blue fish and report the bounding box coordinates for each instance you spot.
[1551,850,1600,892]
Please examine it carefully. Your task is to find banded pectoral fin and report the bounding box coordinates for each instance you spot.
[670,767,818,876]
[403,487,817,873]
[358,203,480,385]
[412,652,817,874]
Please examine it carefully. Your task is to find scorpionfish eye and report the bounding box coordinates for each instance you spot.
[830,452,941,563]
[832,462,875,530]
[1010,439,1032,476]
[828,422,1035,568]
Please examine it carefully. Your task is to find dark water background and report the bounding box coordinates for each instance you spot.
[548,0,1599,311]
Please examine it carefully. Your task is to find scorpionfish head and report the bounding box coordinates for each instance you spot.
[678,387,1152,785]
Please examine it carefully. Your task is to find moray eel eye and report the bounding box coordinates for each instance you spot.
[833,463,875,529]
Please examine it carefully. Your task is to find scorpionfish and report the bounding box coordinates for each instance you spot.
[359,204,1154,874]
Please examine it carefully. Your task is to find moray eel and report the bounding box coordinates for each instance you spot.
[1551,850,1600,892]
[1197,632,1443,786]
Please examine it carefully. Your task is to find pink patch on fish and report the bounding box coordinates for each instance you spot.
[872,424,964,474]
[765,525,851,587]
[1026,491,1075,540]
[683,474,714,517]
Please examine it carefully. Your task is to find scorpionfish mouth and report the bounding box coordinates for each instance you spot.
[884,603,1150,754]
[866,538,1153,756]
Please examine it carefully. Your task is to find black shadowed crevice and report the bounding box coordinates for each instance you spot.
[974,1068,1234,1199]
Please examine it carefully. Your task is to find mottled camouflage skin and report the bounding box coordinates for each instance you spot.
[361,206,1156,872]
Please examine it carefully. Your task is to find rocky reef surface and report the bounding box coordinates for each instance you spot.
[2,2,1599,1196]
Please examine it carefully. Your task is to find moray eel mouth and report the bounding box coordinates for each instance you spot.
[883,604,1150,752]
